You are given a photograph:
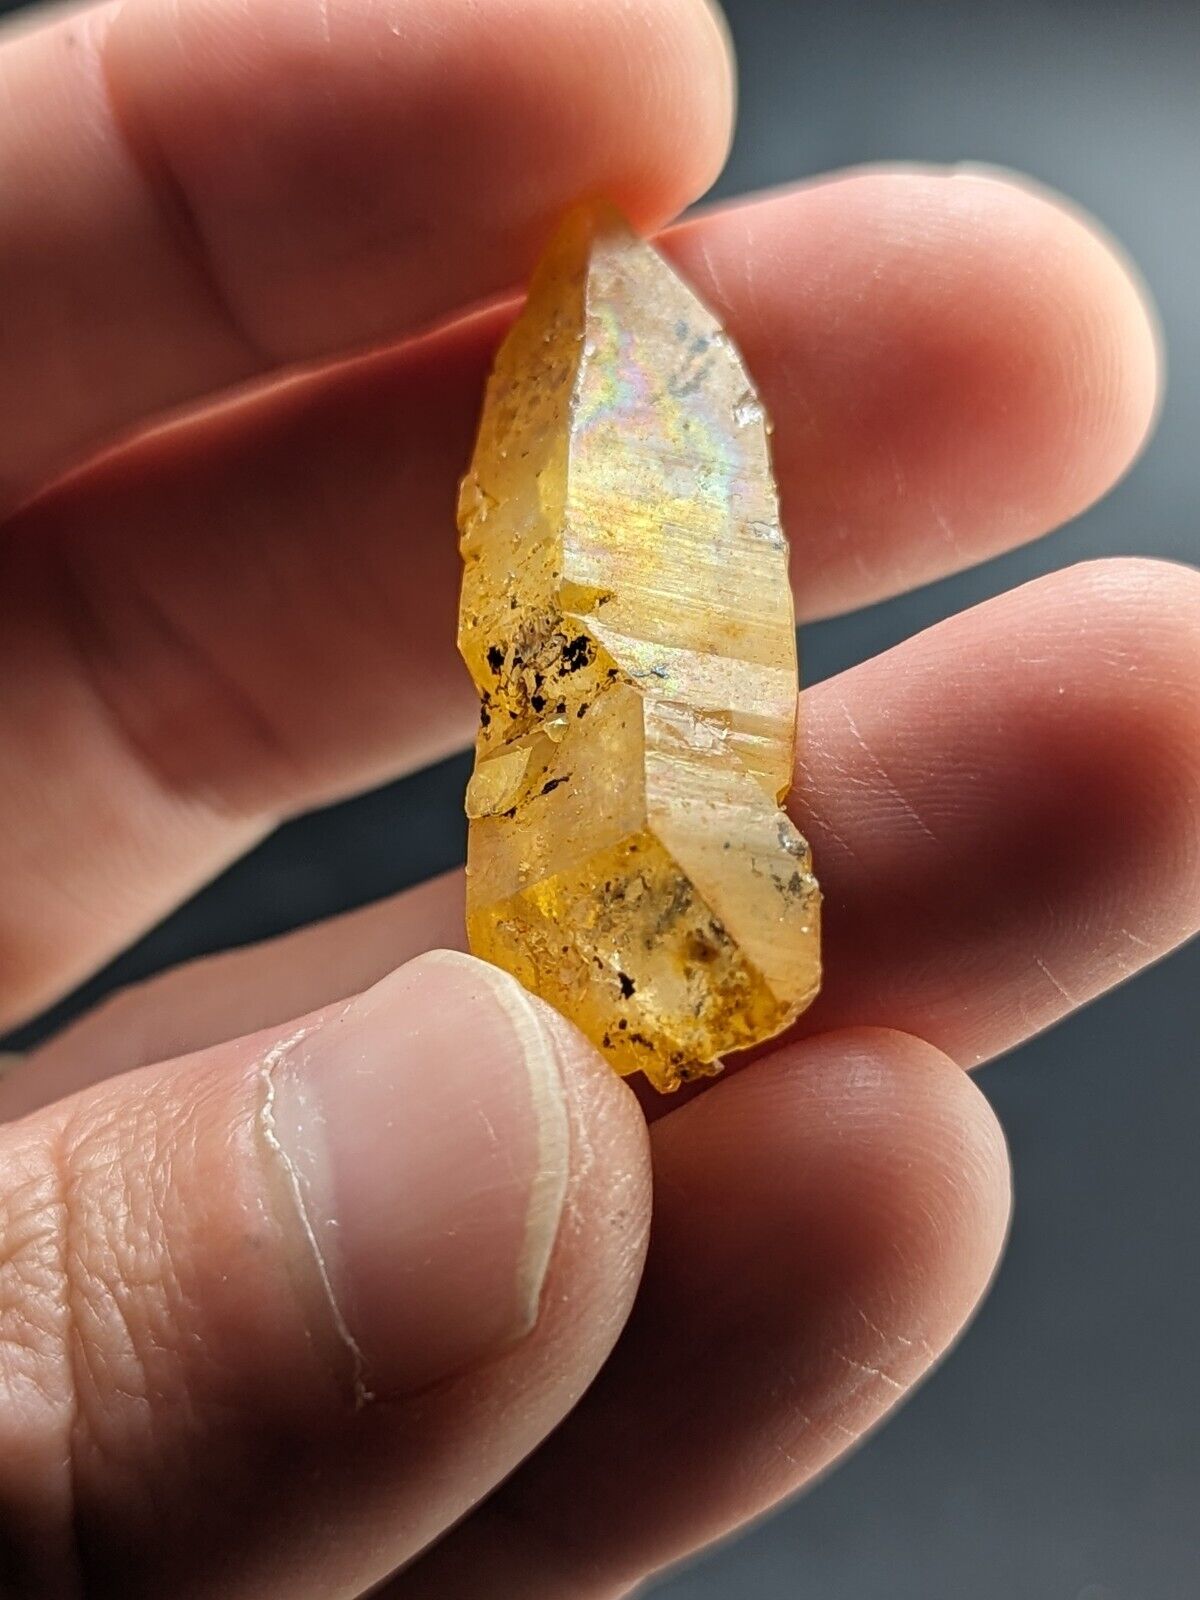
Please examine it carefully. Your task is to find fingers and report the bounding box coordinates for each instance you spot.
[0,951,649,1597]
[0,0,732,501]
[395,1029,1011,1598]
[12,557,1198,1117]
[0,177,1160,1026]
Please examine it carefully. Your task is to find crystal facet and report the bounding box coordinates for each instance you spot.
[457,205,820,1091]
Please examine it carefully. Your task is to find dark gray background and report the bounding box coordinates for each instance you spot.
[3,2,1198,1597]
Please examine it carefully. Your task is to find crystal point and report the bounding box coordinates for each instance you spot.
[458,205,820,1091]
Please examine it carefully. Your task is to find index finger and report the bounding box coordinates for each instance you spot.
[0,0,732,505]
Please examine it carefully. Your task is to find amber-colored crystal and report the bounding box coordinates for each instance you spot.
[457,204,820,1091]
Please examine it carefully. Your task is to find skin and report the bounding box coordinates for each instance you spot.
[0,0,1194,1595]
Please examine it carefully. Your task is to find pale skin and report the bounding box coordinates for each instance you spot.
[0,0,1195,1594]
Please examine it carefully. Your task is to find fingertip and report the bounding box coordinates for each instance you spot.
[258,950,649,1400]
[402,952,655,1381]
[1003,556,1200,826]
[1050,558,1200,934]
[942,164,1162,488]
[864,166,1162,544]
[104,0,737,357]
[1068,551,1200,628]
[658,1027,1012,1354]
[613,0,737,217]
[837,1028,1014,1306]
[756,1029,1014,1390]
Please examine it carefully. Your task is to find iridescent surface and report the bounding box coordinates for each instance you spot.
[458,204,820,1091]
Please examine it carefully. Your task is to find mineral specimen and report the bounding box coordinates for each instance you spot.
[457,204,820,1091]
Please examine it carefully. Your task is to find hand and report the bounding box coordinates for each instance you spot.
[0,0,1194,1595]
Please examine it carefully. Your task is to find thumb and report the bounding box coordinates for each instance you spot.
[0,950,650,1599]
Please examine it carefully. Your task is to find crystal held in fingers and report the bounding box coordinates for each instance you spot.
[457,203,820,1092]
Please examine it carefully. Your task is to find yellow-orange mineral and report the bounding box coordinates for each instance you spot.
[457,204,820,1091]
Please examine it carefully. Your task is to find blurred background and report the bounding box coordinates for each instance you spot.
[3,0,1198,1596]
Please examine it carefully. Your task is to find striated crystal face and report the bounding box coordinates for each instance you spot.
[457,204,820,1091]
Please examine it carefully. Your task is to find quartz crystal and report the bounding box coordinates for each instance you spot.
[457,204,820,1091]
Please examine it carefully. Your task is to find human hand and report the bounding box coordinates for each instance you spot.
[0,0,1195,1594]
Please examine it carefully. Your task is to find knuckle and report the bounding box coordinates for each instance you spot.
[34,525,300,818]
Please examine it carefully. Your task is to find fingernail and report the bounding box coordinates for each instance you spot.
[261,950,571,1398]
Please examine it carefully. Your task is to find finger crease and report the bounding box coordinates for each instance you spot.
[41,533,300,819]
[93,23,275,375]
